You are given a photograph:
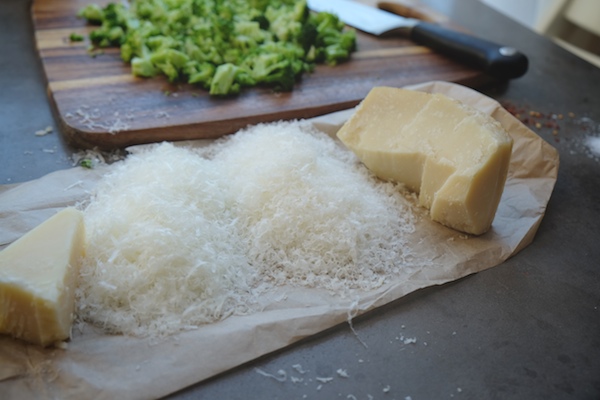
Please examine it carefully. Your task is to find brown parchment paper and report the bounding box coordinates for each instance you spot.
[0,81,559,399]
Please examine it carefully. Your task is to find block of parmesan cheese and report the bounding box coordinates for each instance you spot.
[0,208,85,346]
[337,87,513,235]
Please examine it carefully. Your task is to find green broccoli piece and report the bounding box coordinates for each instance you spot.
[89,25,124,47]
[103,3,128,27]
[242,52,296,91]
[131,56,158,77]
[259,61,296,92]
[69,33,84,42]
[148,49,186,81]
[77,4,104,25]
[310,12,356,65]
[86,3,129,47]
[186,62,216,88]
[252,15,270,30]
[79,159,94,169]
[265,0,308,42]
[322,30,356,65]
[298,21,318,52]
[210,63,240,96]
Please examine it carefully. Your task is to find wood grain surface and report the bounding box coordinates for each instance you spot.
[32,0,492,149]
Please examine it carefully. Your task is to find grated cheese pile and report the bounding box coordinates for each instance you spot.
[78,144,254,336]
[213,122,418,292]
[77,121,423,337]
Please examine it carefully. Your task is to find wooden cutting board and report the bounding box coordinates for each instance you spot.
[32,0,492,150]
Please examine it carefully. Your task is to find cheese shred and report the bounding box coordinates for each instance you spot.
[77,121,424,337]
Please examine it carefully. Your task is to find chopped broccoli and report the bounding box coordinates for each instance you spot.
[80,158,94,169]
[84,3,128,47]
[187,62,216,88]
[79,0,356,96]
[131,56,157,77]
[69,33,84,42]
[150,48,189,81]
[210,63,240,96]
[299,22,318,52]
[77,4,104,24]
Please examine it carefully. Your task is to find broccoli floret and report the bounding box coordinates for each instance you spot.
[243,52,296,91]
[210,63,240,96]
[80,158,94,169]
[252,15,270,30]
[260,61,296,92]
[149,48,189,81]
[291,0,310,23]
[310,12,356,65]
[131,56,157,77]
[248,0,272,12]
[233,20,270,50]
[85,3,128,47]
[103,3,128,27]
[235,68,258,88]
[266,2,304,42]
[69,33,84,42]
[78,4,104,25]
[186,62,216,88]
[298,21,318,52]
[322,30,356,65]
[78,0,356,95]
[146,35,178,51]
[89,25,124,47]
[120,21,158,62]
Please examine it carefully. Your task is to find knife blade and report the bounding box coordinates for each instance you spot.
[307,0,528,80]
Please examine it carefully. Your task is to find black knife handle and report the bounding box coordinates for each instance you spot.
[410,22,528,80]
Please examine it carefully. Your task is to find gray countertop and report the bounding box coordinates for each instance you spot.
[2,0,599,399]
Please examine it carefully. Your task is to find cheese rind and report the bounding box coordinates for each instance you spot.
[0,207,85,346]
[336,87,513,235]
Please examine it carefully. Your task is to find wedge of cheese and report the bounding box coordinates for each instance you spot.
[337,87,513,235]
[0,208,85,346]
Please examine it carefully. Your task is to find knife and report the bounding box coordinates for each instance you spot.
[307,0,528,80]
